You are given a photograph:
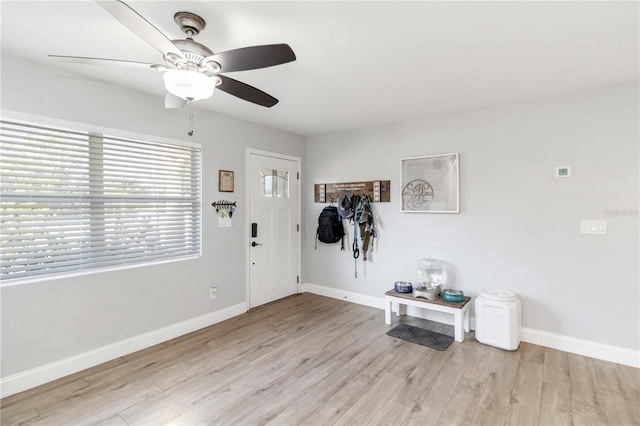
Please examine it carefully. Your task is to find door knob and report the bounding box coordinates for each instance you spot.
[251,241,263,247]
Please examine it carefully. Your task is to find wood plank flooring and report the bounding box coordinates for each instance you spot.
[1,293,638,426]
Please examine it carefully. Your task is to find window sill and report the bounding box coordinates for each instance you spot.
[0,254,202,288]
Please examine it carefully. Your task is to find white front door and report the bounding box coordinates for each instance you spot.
[248,151,299,308]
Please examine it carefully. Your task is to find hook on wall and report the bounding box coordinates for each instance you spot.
[212,200,237,217]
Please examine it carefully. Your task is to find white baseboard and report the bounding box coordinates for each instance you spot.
[522,328,639,368]
[302,283,639,368]
[301,283,386,309]
[0,303,246,398]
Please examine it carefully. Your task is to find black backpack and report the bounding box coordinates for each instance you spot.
[315,206,345,250]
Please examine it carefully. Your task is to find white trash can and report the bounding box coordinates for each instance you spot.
[475,289,521,350]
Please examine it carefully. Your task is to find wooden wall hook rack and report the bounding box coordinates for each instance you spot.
[314,180,390,203]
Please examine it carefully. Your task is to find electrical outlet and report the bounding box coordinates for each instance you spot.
[210,285,218,299]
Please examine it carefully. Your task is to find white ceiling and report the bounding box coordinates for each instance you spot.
[1,1,638,136]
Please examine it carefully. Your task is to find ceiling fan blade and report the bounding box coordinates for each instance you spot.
[49,55,162,70]
[165,92,187,109]
[217,75,279,107]
[205,44,296,73]
[96,0,185,59]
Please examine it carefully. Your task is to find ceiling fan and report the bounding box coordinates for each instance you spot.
[49,0,296,109]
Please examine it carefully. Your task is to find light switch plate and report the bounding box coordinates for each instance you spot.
[581,220,607,235]
[218,217,232,227]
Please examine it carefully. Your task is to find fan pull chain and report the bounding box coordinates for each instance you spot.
[188,101,194,136]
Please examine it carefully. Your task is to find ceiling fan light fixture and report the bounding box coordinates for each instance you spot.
[51,1,294,108]
[163,69,215,101]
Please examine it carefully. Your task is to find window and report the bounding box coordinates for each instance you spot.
[0,119,201,282]
[260,168,289,198]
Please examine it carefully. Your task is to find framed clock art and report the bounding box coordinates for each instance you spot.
[400,153,459,213]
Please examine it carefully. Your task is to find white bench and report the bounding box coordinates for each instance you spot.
[385,289,471,342]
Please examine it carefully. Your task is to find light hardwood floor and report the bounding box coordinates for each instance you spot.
[1,293,639,426]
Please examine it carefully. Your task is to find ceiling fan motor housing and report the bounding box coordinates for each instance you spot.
[174,12,206,36]
[166,39,220,74]
[169,12,221,74]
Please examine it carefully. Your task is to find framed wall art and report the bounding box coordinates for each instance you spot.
[400,153,459,213]
[218,170,234,192]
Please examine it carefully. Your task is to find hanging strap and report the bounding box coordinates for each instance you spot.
[352,197,365,277]
[352,236,360,259]
[369,223,376,251]
[360,222,371,261]
[357,196,373,261]
[353,204,360,259]
[364,196,375,258]
[353,224,359,278]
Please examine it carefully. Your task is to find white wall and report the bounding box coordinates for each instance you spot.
[0,55,306,379]
[305,82,639,352]
[1,51,637,391]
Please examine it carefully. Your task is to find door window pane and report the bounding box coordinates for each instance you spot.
[261,169,289,198]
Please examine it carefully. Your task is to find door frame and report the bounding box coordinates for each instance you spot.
[245,148,301,311]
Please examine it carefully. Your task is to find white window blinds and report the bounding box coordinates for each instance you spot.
[0,119,201,281]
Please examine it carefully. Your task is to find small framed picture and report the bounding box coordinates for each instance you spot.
[218,170,234,192]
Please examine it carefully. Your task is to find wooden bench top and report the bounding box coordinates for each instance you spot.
[385,289,471,309]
